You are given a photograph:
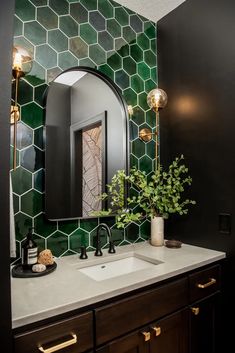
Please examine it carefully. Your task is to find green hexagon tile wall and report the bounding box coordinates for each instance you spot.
[11,0,157,262]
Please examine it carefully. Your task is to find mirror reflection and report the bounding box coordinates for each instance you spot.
[45,67,129,220]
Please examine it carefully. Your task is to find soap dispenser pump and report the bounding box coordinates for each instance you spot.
[21,227,38,269]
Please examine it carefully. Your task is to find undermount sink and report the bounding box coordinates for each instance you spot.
[78,255,162,281]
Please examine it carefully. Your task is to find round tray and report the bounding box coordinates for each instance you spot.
[165,239,182,248]
[11,262,57,278]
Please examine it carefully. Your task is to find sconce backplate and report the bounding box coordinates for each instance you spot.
[139,128,153,142]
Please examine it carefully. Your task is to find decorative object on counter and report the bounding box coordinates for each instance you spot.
[11,262,57,278]
[12,243,56,278]
[11,46,33,170]
[38,249,54,266]
[139,87,168,169]
[94,155,195,247]
[32,263,46,273]
[165,239,182,248]
[151,216,164,246]
[21,227,38,269]
[79,246,88,260]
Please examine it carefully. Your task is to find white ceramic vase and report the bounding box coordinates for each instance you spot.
[151,216,164,246]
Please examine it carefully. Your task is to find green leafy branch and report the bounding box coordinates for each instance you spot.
[93,155,196,228]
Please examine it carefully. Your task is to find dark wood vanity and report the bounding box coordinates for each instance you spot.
[13,262,221,353]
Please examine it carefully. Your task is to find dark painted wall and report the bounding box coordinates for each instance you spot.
[158,1,235,350]
[158,0,235,255]
[0,0,14,351]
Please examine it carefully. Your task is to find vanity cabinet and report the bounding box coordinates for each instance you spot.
[95,278,188,345]
[188,265,221,353]
[13,311,93,353]
[95,278,188,353]
[97,310,188,353]
[94,264,221,353]
[12,263,222,353]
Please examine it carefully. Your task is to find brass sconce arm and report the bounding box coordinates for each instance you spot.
[11,46,32,170]
[138,88,168,170]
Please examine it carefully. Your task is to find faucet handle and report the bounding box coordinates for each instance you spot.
[95,248,103,256]
[79,246,88,259]
[108,240,116,254]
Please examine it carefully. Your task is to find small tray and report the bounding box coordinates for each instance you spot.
[165,239,182,248]
[12,262,57,278]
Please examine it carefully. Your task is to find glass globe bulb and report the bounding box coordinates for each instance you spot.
[147,88,168,112]
[12,46,33,78]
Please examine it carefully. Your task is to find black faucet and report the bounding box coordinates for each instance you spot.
[94,223,116,256]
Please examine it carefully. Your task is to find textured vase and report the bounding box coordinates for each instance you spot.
[151,216,164,246]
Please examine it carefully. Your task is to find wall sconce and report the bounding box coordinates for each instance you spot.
[11,46,33,170]
[139,88,168,168]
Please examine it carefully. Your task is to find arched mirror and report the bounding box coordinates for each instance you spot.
[45,67,129,220]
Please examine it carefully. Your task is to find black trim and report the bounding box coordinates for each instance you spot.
[0,0,14,351]
[44,66,130,218]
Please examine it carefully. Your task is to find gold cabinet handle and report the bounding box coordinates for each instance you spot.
[141,331,151,342]
[191,307,200,316]
[151,326,161,337]
[197,278,216,289]
[38,334,77,353]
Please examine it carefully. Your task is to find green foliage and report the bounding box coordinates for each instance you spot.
[94,155,196,228]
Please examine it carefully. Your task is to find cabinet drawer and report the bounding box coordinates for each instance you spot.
[189,264,221,303]
[95,278,188,345]
[14,311,93,353]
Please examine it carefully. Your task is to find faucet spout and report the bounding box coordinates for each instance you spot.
[94,223,115,256]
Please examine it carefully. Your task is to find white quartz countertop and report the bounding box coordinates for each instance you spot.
[11,242,225,329]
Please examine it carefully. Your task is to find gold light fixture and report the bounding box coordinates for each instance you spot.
[11,46,33,170]
[139,88,168,169]
[127,105,134,117]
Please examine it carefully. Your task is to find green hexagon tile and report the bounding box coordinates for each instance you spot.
[11,0,157,263]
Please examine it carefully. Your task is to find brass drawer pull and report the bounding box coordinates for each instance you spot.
[191,307,200,316]
[197,278,216,289]
[38,334,77,353]
[151,326,161,336]
[141,331,151,342]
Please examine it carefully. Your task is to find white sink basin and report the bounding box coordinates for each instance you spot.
[78,255,161,281]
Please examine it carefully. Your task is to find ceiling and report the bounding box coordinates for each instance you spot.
[116,0,186,22]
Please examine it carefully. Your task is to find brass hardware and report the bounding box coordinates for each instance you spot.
[197,278,216,289]
[191,307,200,316]
[139,128,155,142]
[11,46,33,170]
[127,105,134,116]
[10,105,20,124]
[141,331,151,342]
[38,334,77,353]
[147,88,168,112]
[151,326,161,336]
[139,88,168,170]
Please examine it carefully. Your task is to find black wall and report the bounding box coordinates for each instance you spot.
[158,0,235,255]
[0,0,14,351]
[158,1,235,349]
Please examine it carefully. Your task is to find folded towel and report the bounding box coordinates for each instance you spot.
[10,174,16,258]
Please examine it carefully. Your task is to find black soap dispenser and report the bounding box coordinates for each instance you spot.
[21,227,38,269]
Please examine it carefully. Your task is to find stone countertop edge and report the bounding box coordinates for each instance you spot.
[11,242,226,329]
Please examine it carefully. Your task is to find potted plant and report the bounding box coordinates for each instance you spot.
[94,155,196,246]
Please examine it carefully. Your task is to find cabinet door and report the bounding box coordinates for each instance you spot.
[96,328,150,353]
[190,294,219,353]
[149,310,188,353]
